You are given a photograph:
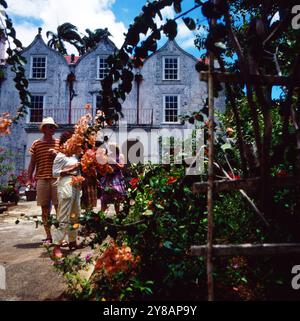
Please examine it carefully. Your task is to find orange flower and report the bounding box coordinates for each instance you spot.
[84,103,92,110]
[70,175,85,188]
[81,148,113,177]
[73,223,80,229]
[94,240,140,278]
[60,114,92,156]
[81,149,97,176]
[0,113,12,136]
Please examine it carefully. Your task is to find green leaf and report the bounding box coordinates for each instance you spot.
[163,19,177,40]
[183,17,196,31]
[221,143,232,151]
[143,209,153,216]
[0,0,7,9]
[163,241,173,249]
[13,38,23,48]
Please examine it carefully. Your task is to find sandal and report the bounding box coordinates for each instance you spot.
[68,241,78,250]
[60,240,69,248]
[42,237,52,245]
[68,241,84,250]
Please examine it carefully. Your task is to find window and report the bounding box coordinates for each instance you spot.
[97,57,109,79]
[31,56,47,79]
[163,57,179,80]
[164,95,180,123]
[29,95,44,122]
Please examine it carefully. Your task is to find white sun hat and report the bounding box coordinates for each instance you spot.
[39,117,58,130]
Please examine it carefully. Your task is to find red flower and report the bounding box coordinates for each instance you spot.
[276,169,288,177]
[228,172,241,180]
[129,177,140,189]
[166,176,177,185]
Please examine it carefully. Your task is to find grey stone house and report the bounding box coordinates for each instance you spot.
[0,31,224,174]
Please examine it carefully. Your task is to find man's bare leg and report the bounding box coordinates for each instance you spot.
[41,205,52,240]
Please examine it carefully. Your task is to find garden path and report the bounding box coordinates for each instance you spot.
[0,199,111,301]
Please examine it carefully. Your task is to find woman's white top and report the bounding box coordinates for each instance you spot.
[52,152,79,178]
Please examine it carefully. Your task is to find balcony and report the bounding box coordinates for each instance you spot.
[27,108,88,124]
[121,108,153,125]
[27,108,154,125]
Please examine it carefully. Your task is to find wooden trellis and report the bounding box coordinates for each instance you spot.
[191,64,300,301]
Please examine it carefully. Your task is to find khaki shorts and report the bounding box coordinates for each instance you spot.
[36,179,58,207]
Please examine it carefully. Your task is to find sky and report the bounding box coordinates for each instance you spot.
[4,0,205,57]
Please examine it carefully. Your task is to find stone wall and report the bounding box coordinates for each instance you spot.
[0,34,225,175]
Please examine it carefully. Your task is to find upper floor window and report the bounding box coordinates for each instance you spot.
[163,57,179,80]
[97,57,109,80]
[30,56,47,79]
[29,95,44,122]
[163,95,180,123]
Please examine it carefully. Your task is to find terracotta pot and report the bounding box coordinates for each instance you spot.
[25,190,37,201]
[1,193,18,205]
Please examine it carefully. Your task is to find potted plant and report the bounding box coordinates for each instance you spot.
[25,187,37,201]
[17,170,36,201]
[0,180,19,204]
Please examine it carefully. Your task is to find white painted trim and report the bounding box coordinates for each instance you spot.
[96,56,109,80]
[162,56,180,81]
[162,94,181,124]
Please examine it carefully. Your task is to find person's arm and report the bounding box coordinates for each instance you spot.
[53,154,80,178]
[27,156,36,186]
[59,163,80,176]
[115,154,125,169]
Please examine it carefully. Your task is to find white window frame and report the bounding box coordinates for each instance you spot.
[97,56,109,80]
[28,95,45,123]
[162,56,180,81]
[30,55,47,79]
[163,94,180,124]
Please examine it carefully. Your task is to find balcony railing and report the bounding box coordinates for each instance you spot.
[27,108,89,124]
[28,108,154,125]
[121,108,153,125]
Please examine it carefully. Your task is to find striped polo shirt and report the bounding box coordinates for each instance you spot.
[29,138,60,179]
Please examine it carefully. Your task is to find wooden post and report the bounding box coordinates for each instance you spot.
[207,19,216,302]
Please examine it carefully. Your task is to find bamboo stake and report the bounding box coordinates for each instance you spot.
[206,18,216,302]
[191,243,300,256]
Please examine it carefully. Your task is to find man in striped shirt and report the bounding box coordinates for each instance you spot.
[27,117,60,243]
